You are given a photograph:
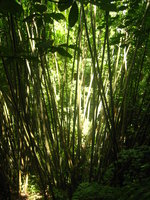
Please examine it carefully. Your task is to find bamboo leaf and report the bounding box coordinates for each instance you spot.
[45,13,66,21]
[58,0,73,11]
[56,47,72,58]
[68,2,78,28]
[51,46,72,58]
[59,43,81,53]
[68,44,81,53]
[34,3,47,13]
[43,13,53,23]
[36,40,54,52]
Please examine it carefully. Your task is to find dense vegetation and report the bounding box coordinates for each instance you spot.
[0,0,150,199]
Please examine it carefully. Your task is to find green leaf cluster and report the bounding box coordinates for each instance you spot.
[72,179,150,200]
[72,182,120,200]
[103,146,150,185]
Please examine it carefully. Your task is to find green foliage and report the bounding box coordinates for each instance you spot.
[46,12,66,21]
[51,46,72,58]
[23,13,40,23]
[99,2,117,12]
[53,188,69,200]
[43,13,54,23]
[103,146,150,185]
[72,182,120,200]
[58,0,73,11]
[34,2,47,13]
[35,39,73,58]
[59,43,81,53]
[120,178,150,200]
[68,2,79,28]
[0,0,150,199]
[118,146,150,184]
[28,175,41,195]
[36,39,54,52]
[72,178,150,200]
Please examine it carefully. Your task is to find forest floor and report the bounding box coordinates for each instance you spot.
[11,192,43,200]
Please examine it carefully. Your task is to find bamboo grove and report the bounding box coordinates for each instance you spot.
[0,0,150,199]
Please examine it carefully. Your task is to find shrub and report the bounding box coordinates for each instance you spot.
[72,182,120,200]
